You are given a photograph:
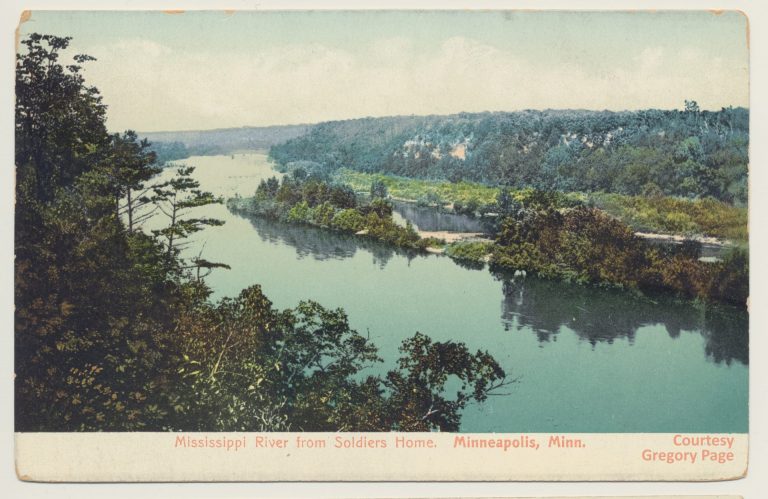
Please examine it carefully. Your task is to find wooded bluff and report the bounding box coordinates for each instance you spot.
[268,107,748,205]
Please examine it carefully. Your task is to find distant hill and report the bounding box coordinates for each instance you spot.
[268,107,749,204]
[141,124,310,163]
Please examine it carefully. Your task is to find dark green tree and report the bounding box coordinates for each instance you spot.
[370,179,388,199]
[170,286,510,431]
[151,165,224,265]
[383,332,509,431]
[103,130,162,232]
[15,34,177,431]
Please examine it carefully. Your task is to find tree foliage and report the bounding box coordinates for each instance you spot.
[170,287,509,431]
[230,175,428,250]
[488,198,748,306]
[151,165,224,265]
[15,34,175,430]
[270,107,749,205]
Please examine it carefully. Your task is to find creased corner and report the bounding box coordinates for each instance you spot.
[15,10,32,52]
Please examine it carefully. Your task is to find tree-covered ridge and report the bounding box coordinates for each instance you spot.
[270,105,749,204]
[15,34,509,432]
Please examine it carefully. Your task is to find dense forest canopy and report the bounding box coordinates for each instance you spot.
[269,106,749,205]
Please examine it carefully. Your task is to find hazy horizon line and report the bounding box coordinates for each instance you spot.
[135,104,750,135]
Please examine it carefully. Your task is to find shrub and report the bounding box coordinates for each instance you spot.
[287,201,313,224]
[332,209,366,233]
[312,201,336,227]
[445,241,492,264]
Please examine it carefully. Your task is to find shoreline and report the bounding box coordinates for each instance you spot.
[417,230,489,245]
[635,231,733,247]
[389,196,735,248]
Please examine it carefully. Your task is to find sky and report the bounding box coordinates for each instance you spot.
[18,10,750,132]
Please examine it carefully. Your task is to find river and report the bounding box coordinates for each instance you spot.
[159,152,748,433]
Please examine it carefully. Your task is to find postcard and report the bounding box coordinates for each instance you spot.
[13,9,749,482]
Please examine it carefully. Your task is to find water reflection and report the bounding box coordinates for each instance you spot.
[450,257,487,272]
[392,201,484,232]
[237,212,419,269]
[181,154,747,432]
[498,273,748,366]
[701,306,749,366]
[232,208,747,367]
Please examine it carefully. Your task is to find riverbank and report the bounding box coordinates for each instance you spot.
[334,169,748,242]
[635,231,734,248]
[230,170,747,307]
[417,230,488,245]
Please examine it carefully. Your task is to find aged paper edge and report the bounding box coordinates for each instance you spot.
[15,432,747,482]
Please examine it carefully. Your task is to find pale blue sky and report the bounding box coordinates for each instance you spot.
[19,10,749,132]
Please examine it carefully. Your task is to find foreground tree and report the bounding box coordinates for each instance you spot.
[169,286,511,431]
[151,165,224,266]
[15,34,107,202]
[15,34,176,430]
[104,130,162,232]
[383,333,509,431]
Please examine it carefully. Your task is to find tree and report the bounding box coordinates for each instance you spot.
[103,131,162,232]
[170,286,511,431]
[383,332,509,431]
[15,34,108,203]
[152,165,224,266]
[685,99,701,114]
[370,179,388,199]
[15,34,177,431]
[496,187,518,214]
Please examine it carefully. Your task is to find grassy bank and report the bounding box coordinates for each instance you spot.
[334,168,499,206]
[590,193,747,241]
[444,241,494,265]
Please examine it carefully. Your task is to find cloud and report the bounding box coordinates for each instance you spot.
[78,36,748,132]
